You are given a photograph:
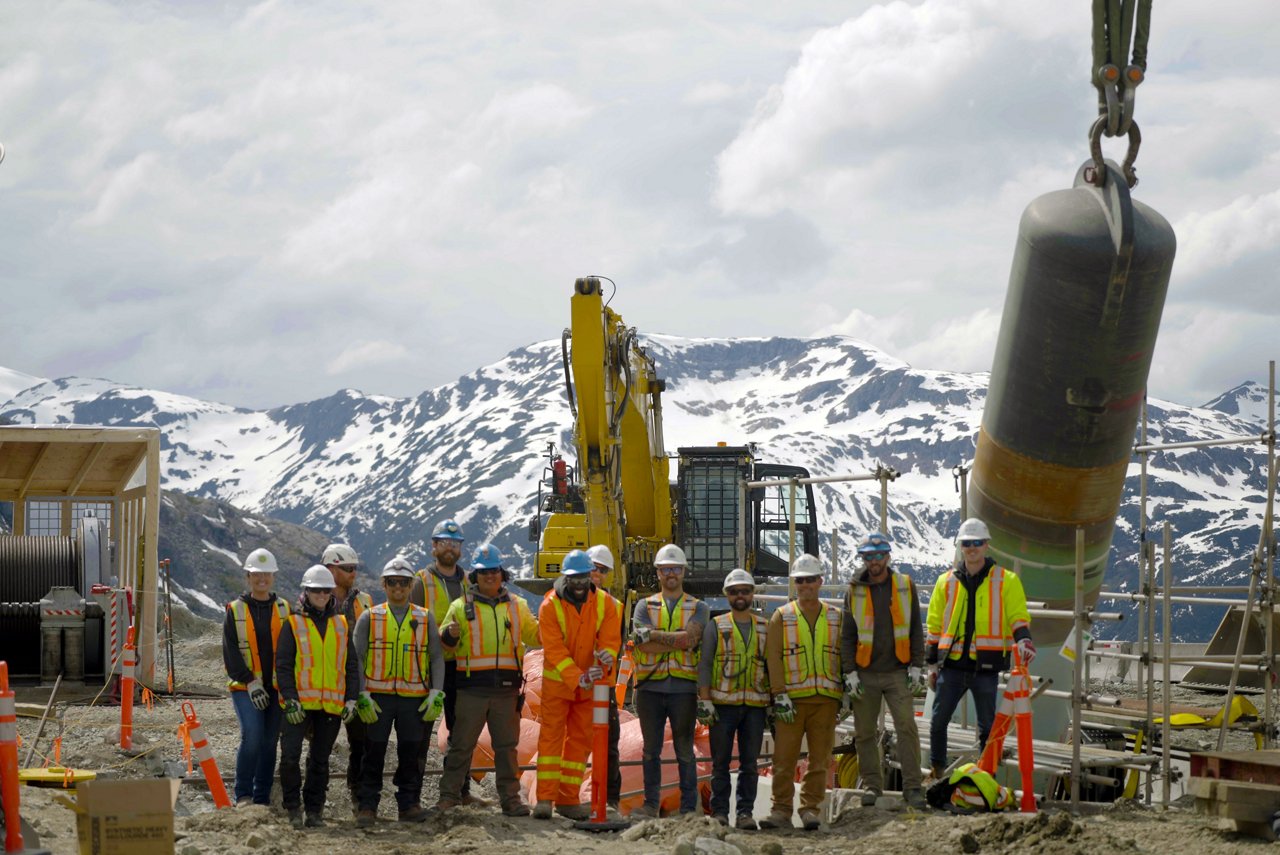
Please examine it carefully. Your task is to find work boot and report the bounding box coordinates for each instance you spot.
[461,792,495,808]
[861,787,882,807]
[606,803,625,822]
[502,802,532,817]
[798,809,820,831]
[435,798,461,813]
[304,813,325,828]
[758,809,792,830]
[287,808,304,829]
[905,788,928,810]
[532,800,554,820]
[236,797,253,808]
[630,803,660,819]
[555,803,591,821]
[711,814,729,827]
[356,809,376,828]
[735,814,758,831]
[929,765,944,781]
[398,805,430,823]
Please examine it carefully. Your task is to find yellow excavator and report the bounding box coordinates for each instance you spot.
[525,277,820,613]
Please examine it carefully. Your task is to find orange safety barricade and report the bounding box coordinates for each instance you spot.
[977,648,1036,812]
[181,702,231,808]
[2,661,25,853]
[120,626,136,750]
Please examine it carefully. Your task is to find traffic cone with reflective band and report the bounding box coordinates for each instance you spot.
[573,681,627,831]
[119,626,136,750]
[614,643,635,707]
[2,661,26,853]
[181,701,231,808]
[976,648,1036,812]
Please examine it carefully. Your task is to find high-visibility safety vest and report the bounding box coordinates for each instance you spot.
[344,590,373,621]
[363,604,431,697]
[289,614,349,715]
[778,602,843,700]
[417,567,469,660]
[540,589,621,697]
[927,565,1031,670]
[226,597,291,691]
[946,763,1016,811]
[850,572,914,668]
[444,594,538,677]
[633,594,701,685]
[709,612,769,707]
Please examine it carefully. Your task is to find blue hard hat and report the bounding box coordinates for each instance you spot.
[432,519,465,541]
[561,549,594,576]
[471,543,503,570]
[856,532,892,554]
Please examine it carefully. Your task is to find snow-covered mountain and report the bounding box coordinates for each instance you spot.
[1,337,1273,640]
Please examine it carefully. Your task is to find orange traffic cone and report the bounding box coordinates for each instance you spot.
[1,662,26,853]
[181,702,231,808]
[119,626,136,750]
[977,647,1036,812]
[614,643,635,707]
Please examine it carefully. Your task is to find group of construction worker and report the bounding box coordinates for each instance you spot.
[223,515,1033,830]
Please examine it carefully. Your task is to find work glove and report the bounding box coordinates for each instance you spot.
[246,679,270,711]
[595,648,615,669]
[1017,639,1037,667]
[632,623,652,645]
[578,665,605,689]
[772,692,796,724]
[283,698,304,725]
[908,666,926,693]
[843,671,864,700]
[341,699,358,724]
[696,699,718,726]
[356,691,381,725]
[928,666,939,691]
[419,689,445,722]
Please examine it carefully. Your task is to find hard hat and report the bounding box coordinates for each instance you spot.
[561,549,594,576]
[243,548,279,574]
[322,543,359,566]
[653,543,687,568]
[381,555,415,578]
[431,519,466,541]
[955,518,991,543]
[856,532,892,555]
[586,544,615,570]
[722,568,756,592]
[789,553,824,578]
[301,565,336,589]
[471,543,503,570]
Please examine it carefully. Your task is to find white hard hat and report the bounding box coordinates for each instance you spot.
[322,543,359,566]
[587,544,615,570]
[789,554,824,578]
[243,548,279,574]
[653,543,687,568]
[955,518,992,543]
[301,565,336,589]
[381,555,415,578]
[722,568,756,592]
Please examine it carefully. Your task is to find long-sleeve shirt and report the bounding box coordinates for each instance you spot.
[222,593,283,689]
[540,578,622,697]
[697,614,760,690]
[839,568,924,673]
[352,604,445,694]
[274,604,361,705]
[439,588,540,692]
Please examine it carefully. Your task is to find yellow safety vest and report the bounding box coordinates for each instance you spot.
[709,612,769,707]
[851,573,914,668]
[778,602,842,700]
[417,567,469,661]
[363,604,431,697]
[290,614,349,715]
[226,597,290,691]
[444,595,533,677]
[927,565,1031,670]
[633,594,700,685]
[947,763,1016,811]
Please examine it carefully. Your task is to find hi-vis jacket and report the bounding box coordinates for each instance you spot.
[633,593,702,685]
[363,603,432,697]
[767,602,843,701]
[441,590,539,690]
[539,585,621,699]
[225,595,290,691]
[287,613,350,715]
[848,571,916,669]
[706,612,769,707]
[926,560,1031,671]
[414,565,470,661]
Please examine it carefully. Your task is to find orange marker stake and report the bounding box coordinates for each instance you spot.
[120,626,137,749]
[1,661,26,853]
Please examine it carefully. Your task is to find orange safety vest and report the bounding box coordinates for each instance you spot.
[709,612,769,707]
[540,588,620,697]
[344,590,373,621]
[289,613,349,715]
[417,567,469,660]
[227,597,291,691]
[851,572,914,668]
[363,604,431,697]
[778,601,842,700]
[633,594,700,685]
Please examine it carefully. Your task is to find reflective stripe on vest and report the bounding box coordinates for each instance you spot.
[709,612,769,707]
[227,597,290,691]
[290,614,349,715]
[461,597,524,676]
[418,568,468,660]
[852,573,913,668]
[948,763,1014,811]
[779,602,842,700]
[633,594,699,685]
[363,604,431,697]
[935,566,1014,660]
[347,590,373,621]
[545,590,608,684]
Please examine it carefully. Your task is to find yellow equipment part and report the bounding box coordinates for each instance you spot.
[836,752,861,789]
[19,766,97,787]
[1122,696,1263,797]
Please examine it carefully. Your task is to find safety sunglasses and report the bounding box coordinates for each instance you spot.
[656,567,684,575]
[306,587,333,594]
[960,539,988,548]
[725,586,754,597]
[433,540,462,548]
[861,551,890,560]
[792,576,822,585]
[474,567,503,575]
[383,578,412,588]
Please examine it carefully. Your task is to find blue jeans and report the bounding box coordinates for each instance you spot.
[231,688,282,804]
[708,704,765,818]
[636,690,698,812]
[929,668,998,768]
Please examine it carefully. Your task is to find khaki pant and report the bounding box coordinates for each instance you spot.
[439,689,522,810]
[850,669,922,792]
[770,696,839,813]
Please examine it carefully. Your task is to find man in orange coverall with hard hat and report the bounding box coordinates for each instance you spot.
[532,549,622,820]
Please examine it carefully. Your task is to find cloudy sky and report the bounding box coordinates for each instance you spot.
[2,1,1276,410]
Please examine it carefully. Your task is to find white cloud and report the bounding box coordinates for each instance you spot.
[326,341,410,375]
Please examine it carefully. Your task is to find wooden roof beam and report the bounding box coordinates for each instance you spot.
[66,442,106,496]
[17,442,51,499]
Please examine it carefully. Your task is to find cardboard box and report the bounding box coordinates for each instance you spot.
[60,778,181,855]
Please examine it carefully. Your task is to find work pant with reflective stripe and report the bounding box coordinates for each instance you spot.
[851,669,923,792]
[537,692,594,805]
[417,660,470,797]
[770,696,839,814]
[280,709,343,814]
[357,693,426,812]
[439,688,522,810]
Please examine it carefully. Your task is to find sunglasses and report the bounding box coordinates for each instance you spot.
[861,551,890,561]
[474,567,503,575]
[656,567,684,575]
[384,578,412,588]
[792,576,822,585]
[960,539,988,548]
[725,587,754,597]
[306,587,333,595]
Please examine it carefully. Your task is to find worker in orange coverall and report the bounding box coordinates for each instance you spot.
[532,549,622,820]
